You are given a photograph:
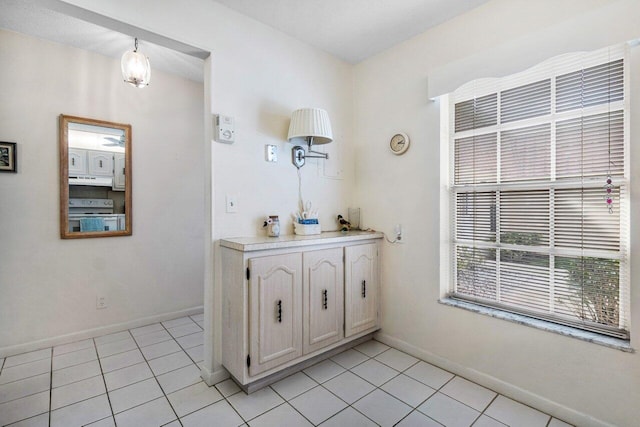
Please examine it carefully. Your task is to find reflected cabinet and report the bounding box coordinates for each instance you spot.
[59,115,132,238]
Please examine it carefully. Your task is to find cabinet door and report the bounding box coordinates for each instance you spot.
[249,253,302,376]
[88,151,114,177]
[68,149,87,175]
[345,243,379,337]
[303,248,344,354]
[113,153,126,190]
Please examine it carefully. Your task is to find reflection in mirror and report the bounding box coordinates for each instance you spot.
[60,115,132,238]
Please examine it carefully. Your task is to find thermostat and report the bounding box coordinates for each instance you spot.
[214,115,235,143]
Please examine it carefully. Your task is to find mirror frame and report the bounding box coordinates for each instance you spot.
[59,114,132,239]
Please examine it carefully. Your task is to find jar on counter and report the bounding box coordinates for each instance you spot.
[265,215,280,237]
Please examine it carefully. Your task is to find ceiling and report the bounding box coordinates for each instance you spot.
[0,0,490,79]
[213,0,490,63]
[0,0,205,82]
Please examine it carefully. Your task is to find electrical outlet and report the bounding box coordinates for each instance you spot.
[96,295,107,309]
[265,145,278,162]
[395,224,403,241]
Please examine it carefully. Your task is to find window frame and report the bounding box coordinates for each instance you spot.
[440,45,631,340]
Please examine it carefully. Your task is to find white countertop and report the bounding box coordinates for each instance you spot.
[220,230,383,252]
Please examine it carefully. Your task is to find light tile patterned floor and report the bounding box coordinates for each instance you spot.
[0,313,572,426]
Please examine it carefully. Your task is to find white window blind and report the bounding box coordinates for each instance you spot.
[448,45,629,339]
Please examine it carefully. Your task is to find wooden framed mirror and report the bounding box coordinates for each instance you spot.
[59,115,132,239]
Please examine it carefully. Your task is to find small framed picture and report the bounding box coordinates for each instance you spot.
[0,142,17,173]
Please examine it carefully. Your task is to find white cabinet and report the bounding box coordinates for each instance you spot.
[220,232,381,391]
[88,150,114,177]
[113,153,126,191]
[68,148,118,182]
[345,244,379,337]
[248,254,302,376]
[68,148,88,175]
[303,248,344,354]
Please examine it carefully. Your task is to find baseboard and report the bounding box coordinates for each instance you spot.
[374,332,614,427]
[200,366,230,386]
[0,306,204,358]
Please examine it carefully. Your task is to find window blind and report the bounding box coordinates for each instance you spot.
[448,45,629,339]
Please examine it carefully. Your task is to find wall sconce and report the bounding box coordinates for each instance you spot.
[121,38,151,88]
[287,108,333,168]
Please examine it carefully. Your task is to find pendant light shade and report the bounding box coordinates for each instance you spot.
[121,38,150,88]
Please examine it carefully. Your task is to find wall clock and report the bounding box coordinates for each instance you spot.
[389,133,410,155]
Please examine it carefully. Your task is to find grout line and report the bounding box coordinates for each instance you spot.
[161,318,199,330]
[102,368,153,393]
[320,352,452,426]
[167,390,225,420]
[92,336,116,424]
[287,355,385,426]
[437,374,457,391]
[85,414,116,426]
[109,393,167,418]
[283,398,322,427]
[164,323,203,367]
[99,348,143,366]
[268,384,317,426]
[0,374,55,406]
[48,347,53,427]
[397,409,446,426]
[51,339,95,358]
[141,348,183,363]
[219,393,247,423]
[49,391,110,414]
[136,338,176,351]
[0,368,52,388]
[107,396,178,424]
[51,350,99,373]
[1,353,52,370]
[130,324,165,336]
[129,326,183,424]
[478,393,500,421]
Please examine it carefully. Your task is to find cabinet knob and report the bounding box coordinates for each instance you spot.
[362,280,366,298]
[276,300,282,323]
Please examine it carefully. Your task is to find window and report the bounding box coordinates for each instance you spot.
[445,45,629,339]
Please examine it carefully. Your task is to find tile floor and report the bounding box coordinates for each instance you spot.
[0,313,572,427]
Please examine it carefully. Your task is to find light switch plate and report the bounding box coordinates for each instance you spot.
[226,195,238,213]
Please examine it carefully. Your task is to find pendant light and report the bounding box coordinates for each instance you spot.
[121,38,150,88]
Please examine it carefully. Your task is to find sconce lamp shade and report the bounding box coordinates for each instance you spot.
[287,108,333,144]
[121,38,151,88]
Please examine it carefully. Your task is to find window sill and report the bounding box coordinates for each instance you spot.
[439,298,634,353]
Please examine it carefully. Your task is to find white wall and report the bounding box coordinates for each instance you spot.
[353,0,640,425]
[59,0,355,236]
[51,0,356,380]
[0,29,205,353]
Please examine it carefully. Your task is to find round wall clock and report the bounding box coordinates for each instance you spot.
[389,133,410,155]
